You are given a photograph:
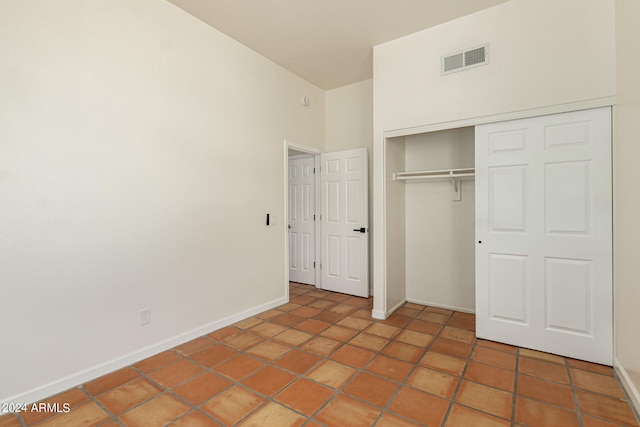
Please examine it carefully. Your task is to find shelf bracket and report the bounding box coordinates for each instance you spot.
[451,174,461,201]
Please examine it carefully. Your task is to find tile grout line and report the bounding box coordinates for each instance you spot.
[301,298,478,426]
[131,363,225,426]
[373,304,447,425]
[565,357,585,427]
[292,292,384,425]
[275,291,366,425]
[291,294,430,425]
[132,345,277,427]
[439,331,478,427]
[511,347,520,426]
[567,363,640,426]
[408,308,455,426]
[16,410,27,427]
[368,304,437,426]
[181,288,373,425]
[237,290,361,423]
[611,368,640,426]
[188,334,317,425]
[515,355,624,420]
[368,305,466,425]
[78,385,124,427]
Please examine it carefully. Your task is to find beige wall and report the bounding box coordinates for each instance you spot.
[373,0,616,316]
[373,0,615,133]
[325,79,373,153]
[0,0,324,404]
[614,0,640,411]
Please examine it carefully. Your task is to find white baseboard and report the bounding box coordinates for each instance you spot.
[371,309,386,320]
[371,299,406,320]
[406,298,475,314]
[387,299,406,316]
[1,296,287,408]
[614,357,640,422]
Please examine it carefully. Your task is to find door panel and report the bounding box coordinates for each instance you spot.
[489,166,528,232]
[545,161,590,234]
[545,257,591,335]
[288,157,315,285]
[321,148,369,297]
[488,253,528,324]
[476,107,612,365]
[327,235,340,278]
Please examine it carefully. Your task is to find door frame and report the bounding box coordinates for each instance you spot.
[284,140,322,296]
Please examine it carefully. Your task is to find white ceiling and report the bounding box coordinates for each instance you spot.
[166,0,509,90]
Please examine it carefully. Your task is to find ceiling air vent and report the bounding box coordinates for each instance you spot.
[442,44,488,75]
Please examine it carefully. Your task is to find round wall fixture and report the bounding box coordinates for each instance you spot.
[301,96,310,107]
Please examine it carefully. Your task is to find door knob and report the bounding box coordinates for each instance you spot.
[353,227,367,233]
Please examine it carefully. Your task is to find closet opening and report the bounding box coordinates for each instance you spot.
[385,126,476,316]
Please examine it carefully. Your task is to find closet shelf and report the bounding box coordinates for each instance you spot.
[393,168,475,181]
[393,168,475,201]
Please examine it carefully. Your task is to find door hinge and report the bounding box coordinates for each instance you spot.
[313,214,316,221]
[313,261,316,268]
[313,167,316,174]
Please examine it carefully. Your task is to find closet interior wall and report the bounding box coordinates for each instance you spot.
[404,127,476,312]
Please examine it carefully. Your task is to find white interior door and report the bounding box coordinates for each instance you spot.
[288,156,316,285]
[476,107,612,365]
[320,148,369,297]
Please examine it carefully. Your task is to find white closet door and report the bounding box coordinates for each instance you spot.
[476,107,612,365]
[320,148,369,297]
[288,157,316,285]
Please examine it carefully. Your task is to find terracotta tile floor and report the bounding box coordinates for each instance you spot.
[2,283,639,427]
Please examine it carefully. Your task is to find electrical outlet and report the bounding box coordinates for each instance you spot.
[140,308,151,326]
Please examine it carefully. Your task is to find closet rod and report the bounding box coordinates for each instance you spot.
[393,168,475,181]
[395,172,475,181]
